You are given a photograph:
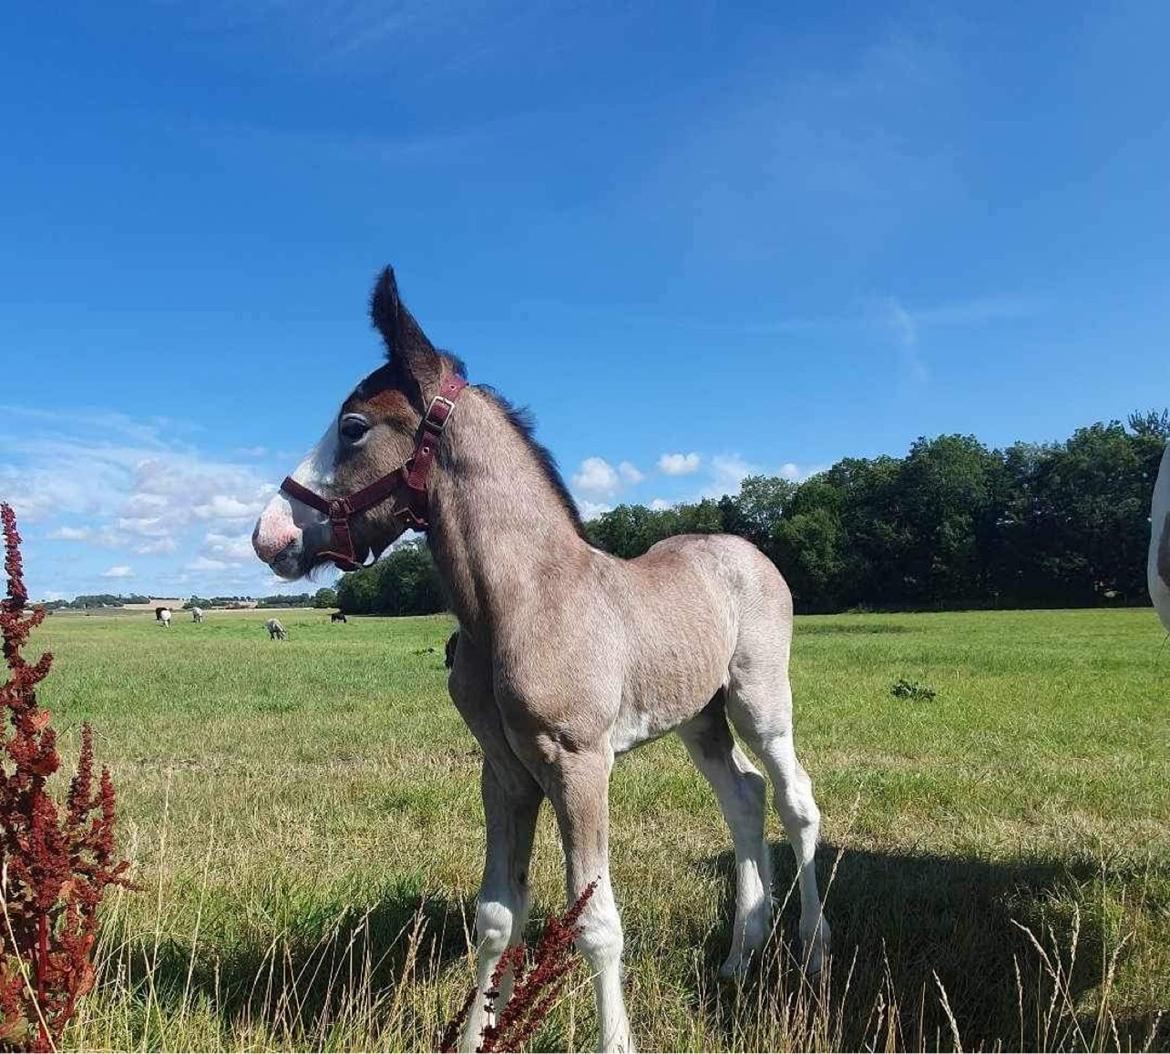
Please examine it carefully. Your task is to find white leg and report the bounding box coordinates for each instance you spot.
[545,747,633,1053]
[461,760,541,1052]
[580,874,630,1053]
[729,684,829,974]
[679,701,772,978]
[756,730,829,972]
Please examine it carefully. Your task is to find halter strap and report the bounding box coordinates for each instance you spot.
[280,374,468,571]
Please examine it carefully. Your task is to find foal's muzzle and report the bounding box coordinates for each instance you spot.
[267,538,306,580]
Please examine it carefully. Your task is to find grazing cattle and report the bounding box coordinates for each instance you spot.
[252,268,830,1053]
[1150,442,1170,632]
[444,630,459,669]
[265,617,287,640]
[155,606,171,628]
[192,606,204,624]
[330,611,347,623]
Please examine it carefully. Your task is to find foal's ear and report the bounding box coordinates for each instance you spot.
[370,266,441,396]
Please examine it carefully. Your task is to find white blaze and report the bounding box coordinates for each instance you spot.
[253,417,340,562]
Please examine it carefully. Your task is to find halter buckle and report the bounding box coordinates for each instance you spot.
[422,395,457,433]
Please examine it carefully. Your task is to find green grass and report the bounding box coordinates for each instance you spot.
[23,607,1170,1050]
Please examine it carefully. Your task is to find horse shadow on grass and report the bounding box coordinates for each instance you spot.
[117,881,473,1045]
[691,842,1167,1051]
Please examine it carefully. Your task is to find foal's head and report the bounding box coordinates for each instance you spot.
[252,267,464,580]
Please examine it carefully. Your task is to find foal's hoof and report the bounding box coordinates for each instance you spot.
[718,954,752,981]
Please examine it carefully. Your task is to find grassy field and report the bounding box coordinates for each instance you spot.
[24,607,1170,1051]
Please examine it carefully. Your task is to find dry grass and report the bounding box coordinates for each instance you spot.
[23,607,1170,1051]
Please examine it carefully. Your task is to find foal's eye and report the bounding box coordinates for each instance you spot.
[339,416,371,443]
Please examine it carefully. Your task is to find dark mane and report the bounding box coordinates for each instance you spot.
[478,386,586,537]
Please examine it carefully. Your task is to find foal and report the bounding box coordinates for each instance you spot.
[252,268,829,1052]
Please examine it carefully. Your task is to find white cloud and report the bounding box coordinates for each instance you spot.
[203,530,255,563]
[572,457,622,497]
[192,495,259,521]
[122,492,170,516]
[578,499,612,520]
[186,556,228,572]
[135,537,178,555]
[571,457,648,516]
[711,455,755,491]
[117,515,170,537]
[658,452,701,476]
[48,526,90,541]
[649,498,671,511]
[778,462,825,482]
[880,296,927,385]
[693,454,763,499]
[0,405,281,597]
[618,461,644,484]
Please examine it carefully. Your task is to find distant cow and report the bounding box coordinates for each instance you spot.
[444,630,459,669]
[155,607,172,628]
[1150,442,1170,632]
[192,606,204,624]
[266,618,287,641]
[330,612,347,623]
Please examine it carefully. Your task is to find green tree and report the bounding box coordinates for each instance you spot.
[725,475,797,553]
[1019,422,1163,604]
[1128,408,1170,440]
[896,435,1007,605]
[312,587,338,609]
[337,540,445,616]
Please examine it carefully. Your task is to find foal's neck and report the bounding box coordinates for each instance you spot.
[427,389,589,637]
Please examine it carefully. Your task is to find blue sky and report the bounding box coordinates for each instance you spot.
[2,1,1168,600]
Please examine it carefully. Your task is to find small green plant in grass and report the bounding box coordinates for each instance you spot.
[0,504,131,1050]
[891,677,937,701]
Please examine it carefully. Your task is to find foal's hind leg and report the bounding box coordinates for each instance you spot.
[678,696,772,979]
[727,677,830,974]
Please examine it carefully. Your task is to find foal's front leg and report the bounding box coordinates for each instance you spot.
[544,745,633,1053]
[462,758,542,1052]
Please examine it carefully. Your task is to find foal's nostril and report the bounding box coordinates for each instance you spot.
[253,527,299,564]
[270,539,299,566]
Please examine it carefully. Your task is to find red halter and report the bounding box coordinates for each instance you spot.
[280,374,468,571]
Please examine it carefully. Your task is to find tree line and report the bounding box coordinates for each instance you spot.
[41,593,152,610]
[181,591,339,609]
[593,410,1169,612]
[337,410,1168,616]
[41,591,341,610]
